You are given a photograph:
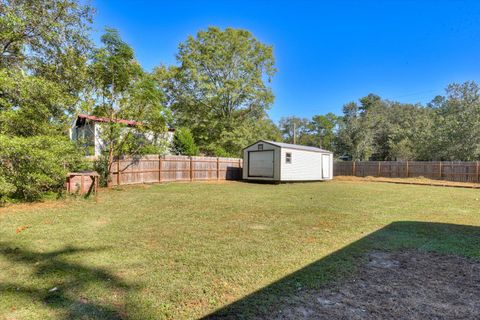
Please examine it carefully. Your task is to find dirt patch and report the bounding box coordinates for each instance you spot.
[0,200,68,215]
[270,250,480,319]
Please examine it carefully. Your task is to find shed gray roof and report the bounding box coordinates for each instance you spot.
[246,140,332,153]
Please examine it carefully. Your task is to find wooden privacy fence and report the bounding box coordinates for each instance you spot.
[110,155,243,186]
[334,161,480,183]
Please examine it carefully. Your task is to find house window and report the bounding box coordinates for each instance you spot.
[286,152,292,164]
[258,144,263,150]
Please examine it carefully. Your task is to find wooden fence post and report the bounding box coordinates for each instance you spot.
[352,161,356,176]
[406,160,409,178]
[190,157,193,181]
[117,160,121,186]
[439,162,443,180]
[377,161,381,177]
[158,156,162,183]
[477,161,480,182]
[216,157,220,180]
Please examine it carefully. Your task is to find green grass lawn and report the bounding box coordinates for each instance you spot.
[1,180,480,319]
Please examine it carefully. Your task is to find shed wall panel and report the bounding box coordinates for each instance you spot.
[280,148,323,181]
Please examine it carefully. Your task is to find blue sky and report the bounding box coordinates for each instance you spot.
[91,0,480,122]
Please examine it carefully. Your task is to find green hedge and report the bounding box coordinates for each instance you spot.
[0,135,87,202]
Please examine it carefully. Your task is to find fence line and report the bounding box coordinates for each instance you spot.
[110,157,479,186]
[110,155,243,186]
[334,161,480,183]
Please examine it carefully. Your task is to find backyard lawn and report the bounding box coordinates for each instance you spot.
[1,180,480,319]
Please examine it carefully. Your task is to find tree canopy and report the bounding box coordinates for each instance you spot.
[162,26,276,156]
[330,83,480,161]
[0,0,94,136]
[89,28,171,184]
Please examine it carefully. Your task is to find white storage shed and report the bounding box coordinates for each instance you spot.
[242,140,333,182]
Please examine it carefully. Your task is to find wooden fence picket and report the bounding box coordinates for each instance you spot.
[334,160,480,183]
[111,155,243,186]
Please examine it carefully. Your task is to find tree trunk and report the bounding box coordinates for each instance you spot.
[107,141,114,188]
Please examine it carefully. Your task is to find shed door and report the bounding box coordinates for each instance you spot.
[322,154,331,179]
[248,150,274,178]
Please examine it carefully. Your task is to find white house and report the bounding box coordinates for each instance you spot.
[70,114,175,157]
[242,140,333,182]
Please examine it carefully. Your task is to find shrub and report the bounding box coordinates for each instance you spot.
[0,135,87,201]
[93,155,110,187]
[172,128,199,156]
[0,173,16,205]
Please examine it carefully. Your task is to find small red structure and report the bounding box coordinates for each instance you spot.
[66,171,100,196]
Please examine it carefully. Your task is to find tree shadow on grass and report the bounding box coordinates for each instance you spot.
[202,221,480,319]
[0,243,149,319]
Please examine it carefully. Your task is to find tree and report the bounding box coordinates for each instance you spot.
[0,0,93,107]
[90,28,171,184]
[164,27,276,155]
[372,102,435,161]
[0,69,74,136]
[172,127,199,156]
[278,116,309,144]
[0,0,94,202]
[335,102,373,160]
[430,81,480,160]
[335,94,436,161]
[0,0,93,69]
[215,117,282,156]
[359,93,381,113]
[0,0,94,136]
[308,113,338,150]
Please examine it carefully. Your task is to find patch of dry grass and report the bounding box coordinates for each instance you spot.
[335,175,480,188]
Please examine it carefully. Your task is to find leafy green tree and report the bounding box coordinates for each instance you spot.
[215,117,282,156]
[308,113,338,150]
[0,0,94,203]
[359,93,381,113]
[0,69,74,136]
[335,94,435,161]
[172,128,199,156]
[430,81,480,160]
[278,116,309,144]
[0,0,93,124]
[90,28,171,184]
[0,0,93,68]
[163,27,276,155]
[378,102,435,161]
[335,102,374,160]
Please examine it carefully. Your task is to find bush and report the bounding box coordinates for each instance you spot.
[0,173,16,205]
[172,128,199,156]
[0,135,87,201]
[93,155,110,187]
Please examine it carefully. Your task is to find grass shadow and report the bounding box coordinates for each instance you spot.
[225,166,242,180]
[0,243,151,319]
[203,221,480,319]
